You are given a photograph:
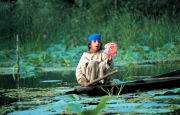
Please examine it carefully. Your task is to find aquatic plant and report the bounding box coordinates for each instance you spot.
[11,64,17,81]
[63,96,110,115]
[116,84,125,96]
[80,96,109,115]
[99,84,125,98]
[4,87,180,115]
[100,86,114,99]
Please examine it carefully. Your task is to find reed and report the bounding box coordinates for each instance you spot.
[116,84,124,96]
[60,11,180,51]
[100,86,114,99]
[1,1,180,54]
[99,84,124,98]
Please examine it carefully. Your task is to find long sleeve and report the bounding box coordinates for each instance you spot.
[101,51,114,69]
[75,51,114,85]
[75,53,89,84]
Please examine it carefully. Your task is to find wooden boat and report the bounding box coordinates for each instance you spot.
[65,69,180,96]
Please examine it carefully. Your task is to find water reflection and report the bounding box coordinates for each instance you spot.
[0,63,180,89]
[0,70,78,89]
[20,70,78,88]
[116,63,180,81]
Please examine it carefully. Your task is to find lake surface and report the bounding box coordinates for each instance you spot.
[1,63,180,89]
[1,63,180,115]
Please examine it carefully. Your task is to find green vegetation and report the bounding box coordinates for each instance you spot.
[0,42,180,76]
[0,1,180,69]
[1,87,180,114]
[80,96,109,115]
[64,96,109,115]
[100,86,114,98]
[0,1,180,114]
[99,83,124,98]
[0,0,180,52]
[0,1,180,70]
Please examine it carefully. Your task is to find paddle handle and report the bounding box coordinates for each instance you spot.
[88,70,119,86]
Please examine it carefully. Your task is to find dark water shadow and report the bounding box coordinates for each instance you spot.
[0,63,180,89]
[0,70,78,89]
[1,63,180,115]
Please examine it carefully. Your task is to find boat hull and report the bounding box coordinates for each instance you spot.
[66,69,180,96]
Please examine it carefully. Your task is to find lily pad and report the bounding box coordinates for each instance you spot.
[134,108,173,114]
[40,80,61,83]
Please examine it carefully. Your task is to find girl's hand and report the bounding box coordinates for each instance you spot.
[108,55,112,61]
[83,81,89,87]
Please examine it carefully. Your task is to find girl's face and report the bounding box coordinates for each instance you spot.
[89,40,101,53]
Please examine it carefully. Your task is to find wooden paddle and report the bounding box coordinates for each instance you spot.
[88,70,119,86]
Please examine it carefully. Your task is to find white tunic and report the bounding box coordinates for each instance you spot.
[75,50,114,84]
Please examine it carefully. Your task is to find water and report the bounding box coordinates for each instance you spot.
[0,63,180,89]
[0,70,78,89]
[1,63,180,115]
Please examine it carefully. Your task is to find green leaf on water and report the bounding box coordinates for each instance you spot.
[162,43,174,49]
[112,79,125,84]
[80,96,109,115]
[64,103,83,113]
[20,65,35,72]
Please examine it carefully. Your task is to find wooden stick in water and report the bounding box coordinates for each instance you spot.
[16,35,20,89]
[88,70,119,86]
[16,34,20,101]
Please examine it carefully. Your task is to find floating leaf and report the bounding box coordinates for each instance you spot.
[20,65,35,72]
[64,103,83,113]
[162,43,174,49]
[40,80,61,83]
[112,79,125,84]
[80,96,109,115]
[20,72,35,78]
[134,108,173,114]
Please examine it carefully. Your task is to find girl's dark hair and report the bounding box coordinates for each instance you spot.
[88,42,102,51]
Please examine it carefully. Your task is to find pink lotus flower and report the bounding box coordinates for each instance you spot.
[104,42,117,56]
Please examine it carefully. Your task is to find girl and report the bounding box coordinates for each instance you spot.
[75,33,114,87]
